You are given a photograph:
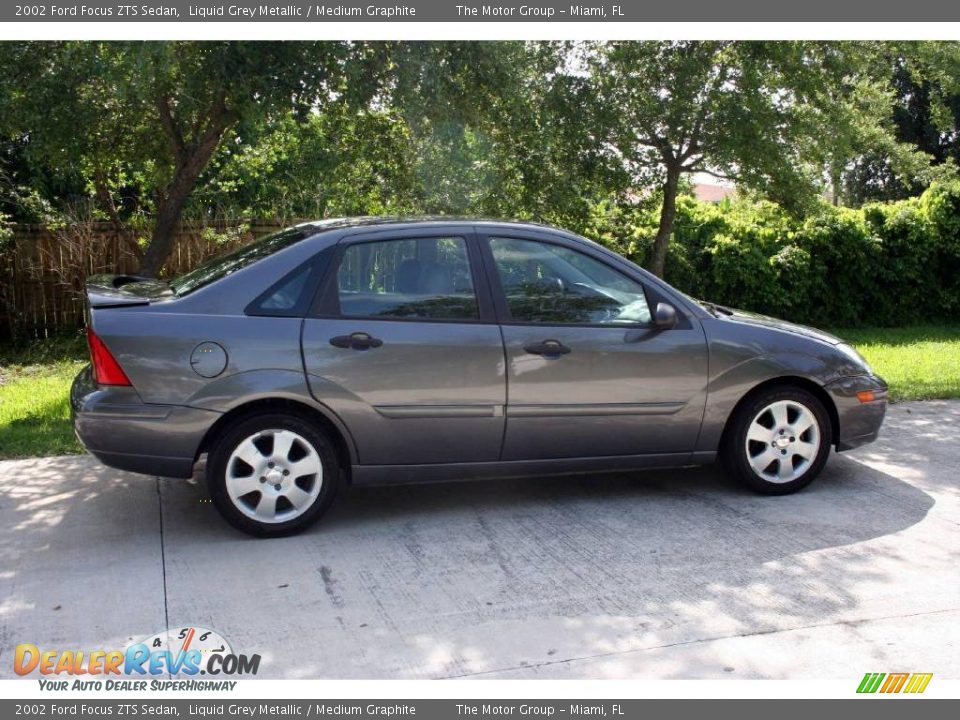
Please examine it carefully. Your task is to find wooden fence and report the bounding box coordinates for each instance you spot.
[0,220,290,341]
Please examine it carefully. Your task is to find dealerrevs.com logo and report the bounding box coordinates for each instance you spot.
[14,626,260,690]
[857,672,933,694]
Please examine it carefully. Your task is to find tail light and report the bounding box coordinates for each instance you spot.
[87,328,132,386]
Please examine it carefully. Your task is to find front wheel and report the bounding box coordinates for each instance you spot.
[722,387,831,495]
[208,413,339,536]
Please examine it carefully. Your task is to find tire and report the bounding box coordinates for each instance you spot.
[207,412,339,537]
[721,386,832,495]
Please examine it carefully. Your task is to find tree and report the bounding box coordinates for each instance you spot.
[584,41,920,277]
[384,42,610,227]
[200,106,422,219]
[0,41,384,276]
[844,43,960,205]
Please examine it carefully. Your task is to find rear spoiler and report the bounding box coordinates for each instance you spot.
[85,274,175,309]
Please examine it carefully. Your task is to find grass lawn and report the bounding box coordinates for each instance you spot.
[833,325,960,402]
[1,325,959,460]
[0,332,86,460]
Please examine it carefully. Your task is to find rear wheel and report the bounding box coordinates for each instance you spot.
[208,413,338,536]
[722,387,831,494]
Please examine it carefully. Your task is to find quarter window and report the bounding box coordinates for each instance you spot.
[258,264,312,312]
[489,237,652,325]
[336,237,479,320]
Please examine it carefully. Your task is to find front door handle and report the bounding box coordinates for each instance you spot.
[523,339,571,357]
[330,332,383,351]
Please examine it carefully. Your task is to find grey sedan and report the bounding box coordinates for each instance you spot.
[71,218,888,536]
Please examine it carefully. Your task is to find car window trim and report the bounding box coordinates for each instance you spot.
[308,228,497,325]
[477,230,661,330]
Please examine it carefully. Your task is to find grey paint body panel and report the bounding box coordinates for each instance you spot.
[70,365,219,477]
[70,217,888,485]
[498,324,708,460]
[302,318,506,464]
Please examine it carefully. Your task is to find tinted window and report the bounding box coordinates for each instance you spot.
[336,237,478,320]
[171,227,306,296]
[258,264,312,311]
[490,237,651,325]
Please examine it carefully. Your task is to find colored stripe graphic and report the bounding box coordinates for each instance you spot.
[880,673,910,693]
[904,673,933,694]
[857,673,886,693]
[857,672,932,694]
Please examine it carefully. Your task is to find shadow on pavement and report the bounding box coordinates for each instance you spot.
[154,448,938,678]
[1,404,949,679]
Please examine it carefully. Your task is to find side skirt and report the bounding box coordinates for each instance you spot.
[351,451,717,486]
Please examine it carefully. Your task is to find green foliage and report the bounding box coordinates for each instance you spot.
[577,41,932,275]
[844,42,960,205]
[0,210,11,252]
[0,41,390,272]
[198,222,251,249]
[601,182,960,327]
[202,108,421,219]
[3,40,960,290]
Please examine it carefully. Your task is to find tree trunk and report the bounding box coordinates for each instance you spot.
[139,130,226,277]
[650,164,681,279]
[830,163,843,206]
[140,186,191,277]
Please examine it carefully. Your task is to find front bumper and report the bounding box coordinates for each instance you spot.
[71,365,221,478]
[824,374,889,451]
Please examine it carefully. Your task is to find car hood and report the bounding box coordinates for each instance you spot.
[713,305,843,346]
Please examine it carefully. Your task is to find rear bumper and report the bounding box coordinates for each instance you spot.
[71,365,220,478]
[824,374,889,451]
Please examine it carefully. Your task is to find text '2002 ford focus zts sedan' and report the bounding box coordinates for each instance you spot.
[72,218,888,536]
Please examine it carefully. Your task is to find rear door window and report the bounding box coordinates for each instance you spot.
[337,237,479,320]
[335,237,479,320]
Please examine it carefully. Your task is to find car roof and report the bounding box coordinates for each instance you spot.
[298,216,566,234]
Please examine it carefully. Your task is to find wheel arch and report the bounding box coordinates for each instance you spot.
[719,376,840,451]
[195,397,356,483]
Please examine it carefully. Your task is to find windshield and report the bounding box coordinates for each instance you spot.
[170,227,308,296]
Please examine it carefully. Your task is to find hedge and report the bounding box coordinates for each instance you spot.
[590,182,960,328]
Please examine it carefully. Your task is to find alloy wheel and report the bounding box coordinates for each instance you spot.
[225,429,323,523]
[744,399,821,483]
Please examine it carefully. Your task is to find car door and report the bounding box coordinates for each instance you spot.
[479,230,709,461]
[301,228,506,465]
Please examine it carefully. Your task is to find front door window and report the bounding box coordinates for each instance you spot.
[489,237,652,325]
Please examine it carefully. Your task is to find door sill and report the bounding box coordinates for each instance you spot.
[351,451,716,486]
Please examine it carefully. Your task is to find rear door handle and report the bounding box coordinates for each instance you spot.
[330,332,383,351]
[523,339,571,356]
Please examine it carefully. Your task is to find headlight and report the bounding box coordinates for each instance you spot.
[836,343,873,375]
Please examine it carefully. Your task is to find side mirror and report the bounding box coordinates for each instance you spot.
[654,302,678,330]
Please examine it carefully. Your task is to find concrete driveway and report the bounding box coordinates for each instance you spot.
[1,400,958,679]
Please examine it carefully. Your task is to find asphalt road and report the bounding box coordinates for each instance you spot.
[1,400,957,679]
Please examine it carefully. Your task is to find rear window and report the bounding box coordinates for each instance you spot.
[170,227,307,296]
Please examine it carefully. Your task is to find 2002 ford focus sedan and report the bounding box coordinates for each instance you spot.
[72,218,888,536]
